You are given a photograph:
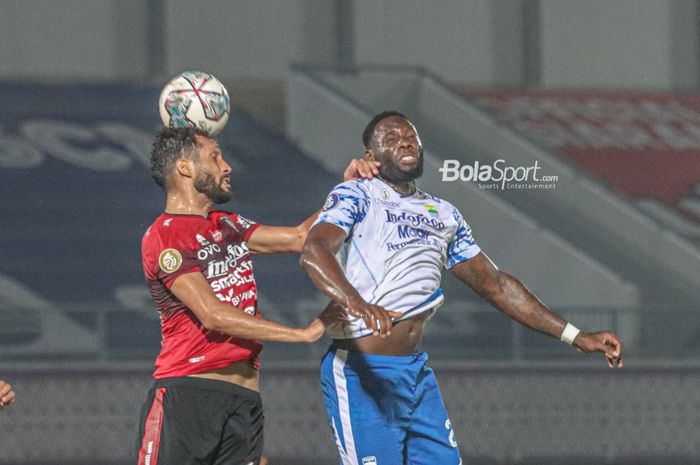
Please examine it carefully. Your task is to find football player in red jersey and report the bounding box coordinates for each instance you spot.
[135,127,388,465]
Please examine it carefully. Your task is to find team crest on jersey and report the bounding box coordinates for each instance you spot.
[381,188,390,199]
[323,193,340,211]
[158,248,183,273]
[212,230,223,242]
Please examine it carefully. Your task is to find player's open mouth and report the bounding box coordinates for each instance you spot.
[399,154,418,165]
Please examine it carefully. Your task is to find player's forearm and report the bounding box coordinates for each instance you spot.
[487,272,567,339]
[300,242,364,306]
[203,303,317,343]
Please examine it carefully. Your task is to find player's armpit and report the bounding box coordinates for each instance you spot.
[170,272,323,343]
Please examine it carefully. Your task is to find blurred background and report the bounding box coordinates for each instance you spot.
[0,0,699,464]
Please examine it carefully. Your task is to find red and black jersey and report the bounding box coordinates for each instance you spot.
[141,210,262,378]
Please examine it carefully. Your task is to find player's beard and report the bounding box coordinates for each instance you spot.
[194,168,231,204]
[380,148,424,183]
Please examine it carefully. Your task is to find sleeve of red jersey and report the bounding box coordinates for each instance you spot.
[142,226,202,289]
[229,213,262,242]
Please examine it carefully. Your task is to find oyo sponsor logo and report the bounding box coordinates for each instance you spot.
[385,210,445,230]
[439,159,558,190]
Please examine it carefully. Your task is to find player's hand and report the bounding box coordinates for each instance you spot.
[343,159,380,181]
[346,297,402,337]
[318,301,351,328]
[301,301,355,343]
[572,331,623,368]
[0,379,15,410]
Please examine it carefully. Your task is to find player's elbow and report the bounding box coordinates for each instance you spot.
[299,240,321,271]
[196,307,225,332]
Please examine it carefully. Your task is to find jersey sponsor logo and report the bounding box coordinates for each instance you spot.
[158,248,182,273]
[397,224,430,239]
[381,188,390,199]
[197,243,222,261]
[323,193,341,211]
[373,197,401,208]
[163,218,173,227]
[210,261,254,292]
[362,457,377,465]
[386,237,440,252]
[231,289,256,306]
[211,229,223,242]
[384,209,445,230]
[188,355,205,363]
[206,259,228,278]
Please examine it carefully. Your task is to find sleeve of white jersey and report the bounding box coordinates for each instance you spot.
[446,207,481,268]
[313,181,370,235]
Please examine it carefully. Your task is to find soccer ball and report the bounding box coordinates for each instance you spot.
[158,71,230,136]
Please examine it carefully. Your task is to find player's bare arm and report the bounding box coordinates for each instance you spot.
[451,252,623,367]
[0,379,15,409]
[171,271,327,343]
[247,159,380,255]
[300,222,401,337]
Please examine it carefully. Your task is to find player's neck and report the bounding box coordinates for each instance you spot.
[164,189,213,217]
[380,176,416,197]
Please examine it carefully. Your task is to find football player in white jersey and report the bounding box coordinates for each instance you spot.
[300,111,623,465]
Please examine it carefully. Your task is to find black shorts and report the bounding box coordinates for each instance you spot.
[135,377,264,465]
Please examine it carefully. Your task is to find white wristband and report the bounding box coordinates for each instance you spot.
[560,323,580,345]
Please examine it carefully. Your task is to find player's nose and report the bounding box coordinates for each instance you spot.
[220,158,232,174]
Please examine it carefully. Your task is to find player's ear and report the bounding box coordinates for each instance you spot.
[175,158,193,178]
[364,149,375,162]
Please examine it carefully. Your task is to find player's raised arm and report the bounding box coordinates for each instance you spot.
[247,158,379,255]
[300,222,400,337]
[451,251,623,368]
[170,271,327,343]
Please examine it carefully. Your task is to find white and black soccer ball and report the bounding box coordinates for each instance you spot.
[158,71,230,136]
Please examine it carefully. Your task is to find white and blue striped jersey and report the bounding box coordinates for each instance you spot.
[314,177,481,339]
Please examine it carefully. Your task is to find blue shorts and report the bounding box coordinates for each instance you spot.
[320,347,462,465]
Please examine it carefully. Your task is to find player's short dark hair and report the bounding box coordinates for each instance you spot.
[150,127,211,188]
[362,111,410,148]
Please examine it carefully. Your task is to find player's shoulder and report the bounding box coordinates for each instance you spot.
[332,178,373,195]
[142,213,204,248]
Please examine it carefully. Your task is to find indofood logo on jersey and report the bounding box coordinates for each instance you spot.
[385,210,445,230]
[439,159,558,190]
